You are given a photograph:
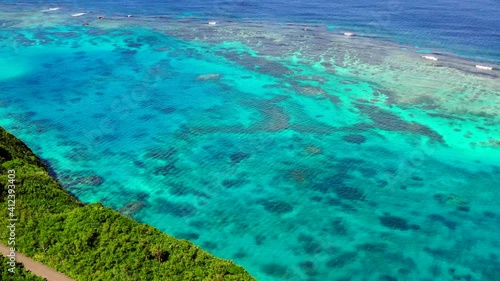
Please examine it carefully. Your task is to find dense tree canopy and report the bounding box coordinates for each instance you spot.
[0,127,255,281]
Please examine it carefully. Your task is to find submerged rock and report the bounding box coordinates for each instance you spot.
[379,215,419,231]
[290,169,306,183]
[295,86,327,96]
[342,134,367,144]
[159,107,176,114]
[297,233,322,254]
[329,219,348,236]
[259,200,294,214]
[318,176,365,200]
[334,185,365,201]
[355,103,445,143]
[153,163,178,176]
[230,152,250,164]
[254,234,266,245]
[195,73,221,81]
[75,175,105,186]
[221,179,248,188]
[356,242,387,253]
[305,145,322,155]
[299,260,318,276]
[427,214,457,230]
[156,198,196,217]
[233,251,247,259]
[119,201,144,217]
[433,193,470,212]
[176,232,200,240]
[202,241,218,250]
[145,147,177,160]
[261,263,290,277]
[52,32,81,38]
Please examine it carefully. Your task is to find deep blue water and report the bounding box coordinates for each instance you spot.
[5,0,500,62]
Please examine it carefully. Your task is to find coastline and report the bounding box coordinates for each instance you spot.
[0,126,255,280]
[0,3,499,280]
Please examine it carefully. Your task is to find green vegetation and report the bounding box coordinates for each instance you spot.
[0,126,255,281]
[0,255,46,280]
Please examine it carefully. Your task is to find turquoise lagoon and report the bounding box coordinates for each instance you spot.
[1,5,500,281]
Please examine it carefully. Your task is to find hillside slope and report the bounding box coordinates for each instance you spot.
[0,126,255,281]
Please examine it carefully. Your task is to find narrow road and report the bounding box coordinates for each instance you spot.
[0,243,76,281]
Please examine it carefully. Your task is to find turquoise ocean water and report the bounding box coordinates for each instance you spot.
[1,1,500,280]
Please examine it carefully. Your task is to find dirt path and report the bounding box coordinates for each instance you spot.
[0,243,76,281]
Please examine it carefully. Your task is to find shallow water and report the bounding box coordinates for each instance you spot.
[1,3,500,281]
